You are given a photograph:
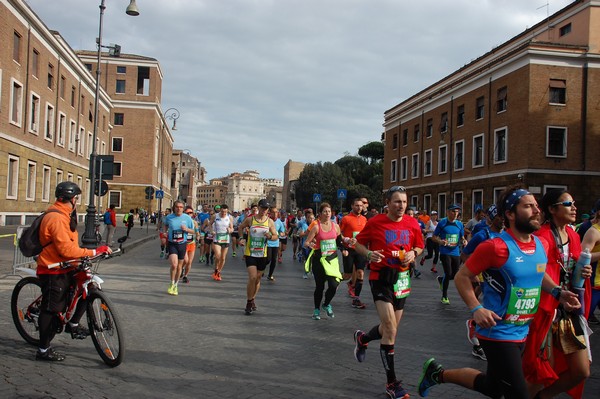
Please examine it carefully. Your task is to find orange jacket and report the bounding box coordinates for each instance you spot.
[36,201,95,275]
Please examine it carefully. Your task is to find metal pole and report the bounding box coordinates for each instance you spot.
[82,0,106,248]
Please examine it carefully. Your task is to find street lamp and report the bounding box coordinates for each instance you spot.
[82,0,140,248]
[158,108,180,213]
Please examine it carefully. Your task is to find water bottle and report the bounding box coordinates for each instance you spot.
[572,248,591,288]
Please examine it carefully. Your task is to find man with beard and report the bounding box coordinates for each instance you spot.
[418,186,581,399]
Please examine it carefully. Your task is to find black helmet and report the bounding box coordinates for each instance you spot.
[55,181,82,201]
[258,199,270,209]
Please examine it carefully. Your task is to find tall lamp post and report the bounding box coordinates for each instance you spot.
[158,108,180,213]
[82,0,140,248]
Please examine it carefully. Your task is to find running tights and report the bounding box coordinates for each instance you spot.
[311,258,339,308]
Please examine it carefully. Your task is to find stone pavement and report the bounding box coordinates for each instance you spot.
[0,240,598,399]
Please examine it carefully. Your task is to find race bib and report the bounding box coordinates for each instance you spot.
[320,239,337,255]
[446,234,459,246]
[249,236,266,257]
[393,271,411,298]
[216,233,229,244]
[172,230,184,243]
[504,286,540,325]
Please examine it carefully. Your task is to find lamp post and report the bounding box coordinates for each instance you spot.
[82,0,140,248]
[158,108,180,212]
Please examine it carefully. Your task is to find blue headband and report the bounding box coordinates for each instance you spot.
[504,189,530,211]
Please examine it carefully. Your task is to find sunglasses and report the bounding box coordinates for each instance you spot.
[389,185,406,193]
[552,200,575,207]
[185,211,193,215]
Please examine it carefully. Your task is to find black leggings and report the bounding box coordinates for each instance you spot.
[440,254,460,297]
[311,255,339,309]
[424,237,439,264]
[474,340,528,399]
[267,246,279,278]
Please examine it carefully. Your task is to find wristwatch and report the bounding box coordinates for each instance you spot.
[551,286,562,300]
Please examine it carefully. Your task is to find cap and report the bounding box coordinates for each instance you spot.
[447,204,462,210]
[258,199,270,209]
[214,205,221,211]
[431,210,438,215]
[581,213,590,220]
[487,204,498,219]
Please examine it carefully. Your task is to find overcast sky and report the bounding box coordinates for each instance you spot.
[26,0,574,180]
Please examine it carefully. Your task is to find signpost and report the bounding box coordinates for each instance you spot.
[313,193,321,213]
[337,189,347,214]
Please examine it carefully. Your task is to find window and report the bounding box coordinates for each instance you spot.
[10,79,24,125]
[45,103,55,140]
[493,187,505,205]
[547,126,567,157]
[137,66,150,96]
[472,190,483,217]
[42,165,51,202]
[56,169,63,185]
[59,75,66,99]
[473,134,484,167]
[116,79,126,94]
[496,86,507,112]
[57,113,66,147]
[438,193,447,216]
[402,128,408,146]
[456,104,465,127]
[7,155,19,199]
[476,96,485,120]
[108,191,122,208]
[549,79,566,105]
[392,133,398,149]
[494,127,507,163]
[13,31,22,63]
[47,64,54,89]
[26,161,36,201]
[413,124,420,142]
[29,92,40,133]
[400,157,408,181]
[71,86,76,107]
[454,140,464,171]
[69,120,76,151]
[438,145,447,174]
[426,118,433,138]
[411,196,419,210]
[114,162,122,177]
[440,112,448,133]
[454,192,463,211]
[117,66,127,74]
[80,95,85,115]
[424,194,432,214]
[78,127,85,155]
[559,23,572,37]
[84,63,92,72]
[390,159,397,182]
[32,49,39,77]
[424,149,432,176]
[411,153,419,179]
[114,113,124,125]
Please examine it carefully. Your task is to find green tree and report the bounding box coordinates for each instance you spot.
[295,162,352,212]
[358,141,384,164]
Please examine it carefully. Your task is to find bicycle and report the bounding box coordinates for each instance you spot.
[11,250,125,367]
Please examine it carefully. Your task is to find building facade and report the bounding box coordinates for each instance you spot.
[282,160,305,212]
[383,0,600,219]
[171,149,204,209]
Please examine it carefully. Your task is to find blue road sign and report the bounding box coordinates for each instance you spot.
[313,193,321,203]
[337,189,347,200]
[155,190,164,199]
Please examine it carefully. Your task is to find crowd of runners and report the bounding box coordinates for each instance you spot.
[155,185,598,399]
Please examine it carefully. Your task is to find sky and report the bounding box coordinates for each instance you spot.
[26,0,574,181]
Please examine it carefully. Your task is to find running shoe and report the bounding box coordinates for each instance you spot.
[322,304,335,318]
[251,299,257,311]
[36,347,66,362]
[466,319,479,345]
[278,256,282,263]
[413,269,422,278]
[216,271,222,281]
[232,252,236,257]
[353,330,368,362]
[312,309,321,320]
[160,251,164,259]
[303,272,308,279]
[352,298,367,309]
[267,276,275,281]
[430,266,437,273]
[441,297,450,305]
[182,276,189,284]
[173,285,178,296]
[436,275,443,291]
[419,257,425,266]
[418,358,443,397]
[245,301,253,315]
[167,283,175,295]
[347,283,355,298]
[385,380,409,399]
[472,345,487,361]
[212,271,218,281]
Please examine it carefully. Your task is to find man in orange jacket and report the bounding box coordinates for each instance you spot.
[36,182,110,361]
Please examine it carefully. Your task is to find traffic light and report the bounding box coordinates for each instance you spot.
[145,193,153,200]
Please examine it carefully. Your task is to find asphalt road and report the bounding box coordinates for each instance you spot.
[0,238,598,399]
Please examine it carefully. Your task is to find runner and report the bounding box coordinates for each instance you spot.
[277,211,288,263]
[580,199,600,325]
[210,204,233,281]
[304,203,344,320]
[352,186,424,399]
[237,199,279,315]
[181,206,199,283]
[291,209,304,259]
[433,204,467,304]
[196,204,211,263]
[417,187,580,399]
[339,198,368,309]
[158,208,171,258]
[266,207,285,281]
[231,210,241,257]
[419,210,439,273]
[297,209,314,278]
[165,200,195,296]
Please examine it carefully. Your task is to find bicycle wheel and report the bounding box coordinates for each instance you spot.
[11,276,42,346]
[87,289,125,367]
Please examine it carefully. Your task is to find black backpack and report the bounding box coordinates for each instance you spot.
[18,210,60,257]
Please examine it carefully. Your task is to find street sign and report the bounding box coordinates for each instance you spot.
[94,180,109,196]
[337,189,347,200]
[95,155,115,180]
[313,193,321,203]
[155,190,164,199]
[145,186,154,195]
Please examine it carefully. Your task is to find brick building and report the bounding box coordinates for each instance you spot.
[282,160,305,212]
[383,0,600,218]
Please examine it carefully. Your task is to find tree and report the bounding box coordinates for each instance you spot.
[295,162,352,212]
[358,141,384,164]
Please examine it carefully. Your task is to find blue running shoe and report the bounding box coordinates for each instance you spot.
[418,357,443,397]
[385,380,409,399]
[312,309,321,320]
[322,303,334,318]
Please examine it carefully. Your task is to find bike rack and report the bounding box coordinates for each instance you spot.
[12,226,36,277]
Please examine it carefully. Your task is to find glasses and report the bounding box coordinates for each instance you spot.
[552,200,575,207]
[185,212,193,215]
[389,185,406,193]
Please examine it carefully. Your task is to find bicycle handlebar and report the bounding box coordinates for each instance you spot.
[47,248,122,269]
